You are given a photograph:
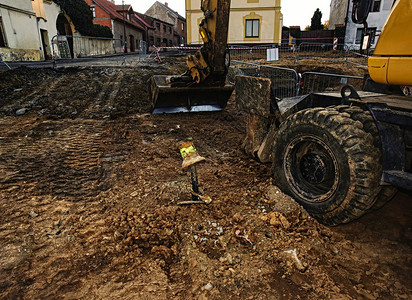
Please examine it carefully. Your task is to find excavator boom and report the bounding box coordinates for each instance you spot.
[149,0,233,113]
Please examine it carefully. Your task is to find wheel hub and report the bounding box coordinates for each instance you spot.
[300,153,327,184]
[283,135,340,203]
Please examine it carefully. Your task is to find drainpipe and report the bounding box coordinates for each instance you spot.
[122,0,127,53]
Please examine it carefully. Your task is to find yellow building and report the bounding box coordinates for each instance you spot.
[186,0,283,45]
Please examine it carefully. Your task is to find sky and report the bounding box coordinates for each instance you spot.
[117,0,331,29]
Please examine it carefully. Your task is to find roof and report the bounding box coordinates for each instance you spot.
[135,12,174,27]
[152,1,185,21]
[134,13,155,30]
[114,4,131,11]
[93,0,145,31]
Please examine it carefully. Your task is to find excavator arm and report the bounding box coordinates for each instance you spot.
[149,0,233,113]
[185,0,231,84]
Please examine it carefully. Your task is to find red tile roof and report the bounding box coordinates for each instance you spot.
[114,4,131,11]
[134,13,155,30]
[93,0,144,31]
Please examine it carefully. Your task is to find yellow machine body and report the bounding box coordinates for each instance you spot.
[368,0,412,86]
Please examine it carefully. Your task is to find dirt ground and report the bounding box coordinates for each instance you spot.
[0,60,411,299]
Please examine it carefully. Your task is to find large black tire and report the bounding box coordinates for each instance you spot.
[333,105,398,210]
[272,107,382,225]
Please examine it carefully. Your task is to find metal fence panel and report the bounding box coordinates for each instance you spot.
[230,61,300,99]
[52,35,125,59]
[299,72,364,95]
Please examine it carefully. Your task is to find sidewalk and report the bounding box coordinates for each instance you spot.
[0,50,187,70]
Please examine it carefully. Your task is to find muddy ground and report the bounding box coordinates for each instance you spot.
[0,60,411,299]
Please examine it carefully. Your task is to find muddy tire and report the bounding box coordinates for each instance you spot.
[272,108,382,225]
[333,105,398,210]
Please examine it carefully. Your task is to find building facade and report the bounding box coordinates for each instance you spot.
[145,1,186,46]
[329,0,395,49]
[135,12,174,49]
[85,0,145,52]
[0,0,43,61]
[32,0,68,60]
[186,0,283,45]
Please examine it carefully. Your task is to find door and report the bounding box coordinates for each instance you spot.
[129,35,135,52]
[40,30,51,60]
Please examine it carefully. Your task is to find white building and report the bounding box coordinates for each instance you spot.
[329,0,395,49]
[0,0,43,61]
[32,0,62,60]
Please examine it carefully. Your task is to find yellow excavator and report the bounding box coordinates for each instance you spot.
[235,0,412,225]
[149,0,412,225]
[148,0,233,113]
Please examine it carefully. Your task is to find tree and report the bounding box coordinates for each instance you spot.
[54,0,113,38]
[310,8,323,31]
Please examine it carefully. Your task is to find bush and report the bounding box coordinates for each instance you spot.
[54,0,113,38]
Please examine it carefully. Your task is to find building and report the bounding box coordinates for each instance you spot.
[135,12,174,49]
[329,0,395,49]
[0,0,43,61]
[144,1,186,46]
[32,0,73,60]
[84,0,145,52]
[133,12,155,46]
[186,0,283,45]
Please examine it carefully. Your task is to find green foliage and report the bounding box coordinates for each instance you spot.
[310,8,323,31]
[53,0,113,38]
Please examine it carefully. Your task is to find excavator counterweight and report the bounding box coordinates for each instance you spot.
[149,0,233,113]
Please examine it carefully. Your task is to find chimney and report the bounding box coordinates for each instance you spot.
[165,2,168,6]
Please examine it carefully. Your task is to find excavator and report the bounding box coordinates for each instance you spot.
[149,0,412,225]
[148,0,233,113]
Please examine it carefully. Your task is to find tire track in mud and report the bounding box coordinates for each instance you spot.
[0,116,130,298]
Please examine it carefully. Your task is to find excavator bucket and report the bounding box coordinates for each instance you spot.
[148,75,234,114]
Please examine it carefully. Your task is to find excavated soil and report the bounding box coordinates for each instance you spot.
[0,61,411,299]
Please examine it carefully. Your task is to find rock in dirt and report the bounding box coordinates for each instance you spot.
[29,210,38,218]
[16,108,27,116]
[260,211,290,229]
[204,283,213,291]
[266,186,308,217]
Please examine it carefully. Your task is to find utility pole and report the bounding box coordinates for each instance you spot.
[122,0,127,53]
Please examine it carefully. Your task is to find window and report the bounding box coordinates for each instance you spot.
[156,22,160,30]
[156,38,161,46]
[371,0,381,12]
[245,19,259,38]
[181,23,184,31]
[0,17,6,47]
[163,24,166,32]
[169,27,172,34]
[90,5,95,18]
[355,27,376,44]
[355,28,363,44]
